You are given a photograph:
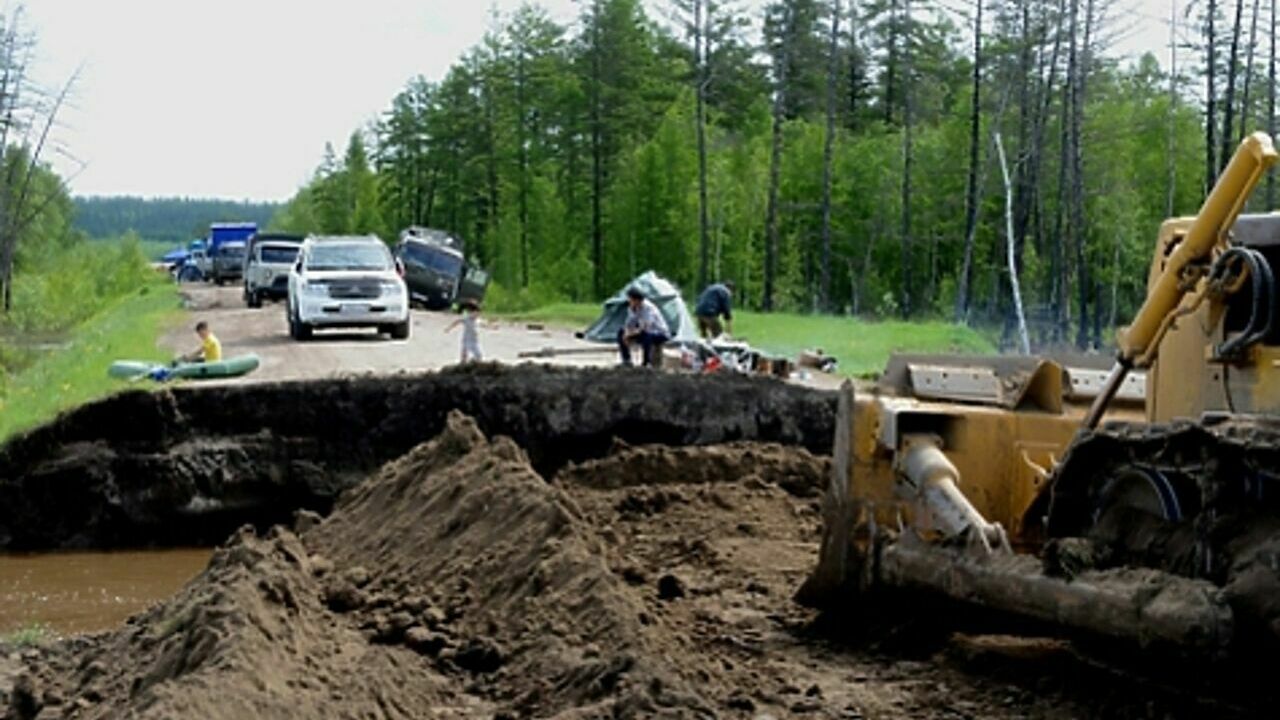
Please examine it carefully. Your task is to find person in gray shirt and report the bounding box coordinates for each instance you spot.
[694,281,734,339]
[618,286,671,367]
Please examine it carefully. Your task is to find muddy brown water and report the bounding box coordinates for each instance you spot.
[0,549,211,636]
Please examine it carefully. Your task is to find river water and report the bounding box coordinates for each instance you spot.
[0,549,212,636]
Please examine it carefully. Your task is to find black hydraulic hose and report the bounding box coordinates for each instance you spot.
[1216,247,1273,358]
[1209,249,1254,358]
[1239,248,1275,348]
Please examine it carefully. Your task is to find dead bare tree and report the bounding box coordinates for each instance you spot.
[0,9,80,313]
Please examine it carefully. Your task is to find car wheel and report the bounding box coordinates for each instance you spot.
[389,319,411,340]
[248,291,262,309]
[291,305,313,340]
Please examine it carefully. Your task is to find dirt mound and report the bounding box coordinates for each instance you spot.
[5,526,465,719]
[306,412,712,716]
[554,440,830,497]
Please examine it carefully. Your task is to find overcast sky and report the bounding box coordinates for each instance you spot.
[28,0,1173,202]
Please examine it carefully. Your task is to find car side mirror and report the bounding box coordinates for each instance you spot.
[395,258,405,277]
[294,259,303,273]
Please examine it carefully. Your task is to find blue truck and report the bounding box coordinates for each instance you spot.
[208,223,257,285]
[208,223,257,253]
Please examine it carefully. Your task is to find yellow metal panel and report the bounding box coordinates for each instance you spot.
[1120,133,1278,364]
[846,394,1144,544]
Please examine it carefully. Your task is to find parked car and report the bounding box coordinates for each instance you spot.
[245,232,304,268]
[211,240,247,285]
[394,227,489,309]
[243,237,301,308]
[286,235,410,341]
[177,246,209,282]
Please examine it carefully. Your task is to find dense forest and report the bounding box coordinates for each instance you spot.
[266,0,1270,348]
[73,197,279,245]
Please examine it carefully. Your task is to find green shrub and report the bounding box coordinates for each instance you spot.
[8,236,155,333]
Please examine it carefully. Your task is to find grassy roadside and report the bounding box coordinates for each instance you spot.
[497,302,601,328]
[0,282,182,441]
[497,303,995,376]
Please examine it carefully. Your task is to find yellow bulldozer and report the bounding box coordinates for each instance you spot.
[801,132,1280,657]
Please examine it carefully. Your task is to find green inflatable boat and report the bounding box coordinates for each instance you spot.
[108,354,261,381]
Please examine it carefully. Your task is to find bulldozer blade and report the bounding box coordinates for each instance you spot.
[796,381,858,607]
[878,540,1234,654]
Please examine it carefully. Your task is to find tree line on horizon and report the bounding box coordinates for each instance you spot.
[72,197,280,246]
[265,0,1278,349]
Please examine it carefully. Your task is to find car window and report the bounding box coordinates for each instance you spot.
[307,243,391,271]
[260,245,299,264]
[219,244,245,258]
[403,242,462,276]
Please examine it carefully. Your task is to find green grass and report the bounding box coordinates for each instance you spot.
[0,281,182,441]
[497,302,602,328]
[2,622,52,647]
[733,313,994,376]
[496,302,996,377]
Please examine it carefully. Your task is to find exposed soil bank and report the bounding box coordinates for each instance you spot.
[0,365,835,551]
[6,413,1232,720]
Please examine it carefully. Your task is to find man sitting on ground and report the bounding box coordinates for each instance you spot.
[618,287,671,368]
[694,280,734,339]
[180,321,222,363]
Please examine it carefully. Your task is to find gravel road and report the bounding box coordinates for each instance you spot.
[159,284,617,382]
[159,283,845,389]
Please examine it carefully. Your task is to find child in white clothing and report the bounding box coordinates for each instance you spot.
[445,300,483,363]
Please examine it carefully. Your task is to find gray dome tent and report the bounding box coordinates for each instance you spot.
[582,271,700,343]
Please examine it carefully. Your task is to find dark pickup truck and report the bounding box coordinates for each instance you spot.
[394,228,488,309]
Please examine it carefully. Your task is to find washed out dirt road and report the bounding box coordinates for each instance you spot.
[4,287,1252,718]
[159,284,616,382]
[6,413,1249,719]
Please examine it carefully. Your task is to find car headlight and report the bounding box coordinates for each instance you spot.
[381,281,404,297]
[302,282,328,298]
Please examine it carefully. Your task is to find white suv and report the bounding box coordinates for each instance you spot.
[286,235,410,340]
